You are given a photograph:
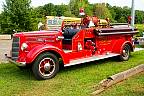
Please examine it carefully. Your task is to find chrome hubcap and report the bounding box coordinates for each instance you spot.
[39,58,55,76]
[44,63,51,71]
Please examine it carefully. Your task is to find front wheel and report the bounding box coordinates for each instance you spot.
[119,44,131,61]
[32,52,59,80]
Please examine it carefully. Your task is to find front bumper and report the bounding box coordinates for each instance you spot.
[5,54,26,67]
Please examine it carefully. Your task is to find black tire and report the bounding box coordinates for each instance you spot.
[32,52,59,80]
[119,44,131,61]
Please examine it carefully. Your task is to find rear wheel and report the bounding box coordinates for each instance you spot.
[119,44,131,61]
[32,52,59,80]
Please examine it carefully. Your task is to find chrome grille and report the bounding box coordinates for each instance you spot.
[12,37,20,61]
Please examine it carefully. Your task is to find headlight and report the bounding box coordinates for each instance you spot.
[21,43,28,51]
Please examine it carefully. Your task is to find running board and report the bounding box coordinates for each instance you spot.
[64,53,119,67]
[63,50,72,53]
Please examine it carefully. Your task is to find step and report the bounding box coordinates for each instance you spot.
[64,53,120,67]
[63,50,72,53]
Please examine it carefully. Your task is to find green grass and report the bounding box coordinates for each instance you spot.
[99,72,144,96]
[135,24,144,37]
[0,51,144,96]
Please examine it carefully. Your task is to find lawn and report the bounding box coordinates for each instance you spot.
[0,50,144,96]
[136,24,144,31]
[99,72,144,96]
[135,24,144,37]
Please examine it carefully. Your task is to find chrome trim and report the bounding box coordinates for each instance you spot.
[64,53,120,67]
[56,36,64,40]
[12,37,20,61]
[98,31,138,36]
[5,54,26,67]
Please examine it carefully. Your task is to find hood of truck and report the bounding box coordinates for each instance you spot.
[13,30,61,37]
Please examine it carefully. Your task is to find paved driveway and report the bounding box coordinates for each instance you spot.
[0,40,12,63]
[134,48,144,52]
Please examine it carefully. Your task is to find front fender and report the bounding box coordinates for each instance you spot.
[26,44,68,64]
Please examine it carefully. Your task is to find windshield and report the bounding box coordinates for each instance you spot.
[47,17,63,30]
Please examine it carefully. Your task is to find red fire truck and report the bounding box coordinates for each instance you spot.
[6,16,137,80]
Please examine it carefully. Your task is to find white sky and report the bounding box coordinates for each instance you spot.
[0,0,144,12]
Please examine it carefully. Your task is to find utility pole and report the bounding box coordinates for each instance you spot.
[104,0,107,6]
[131,0,135,27]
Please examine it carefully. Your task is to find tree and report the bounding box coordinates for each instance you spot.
[1,0,36,34]
[69,0,92,17]
[1,0,144,34]
[55,4,73,16]
[135,10,144,24]
[85,4,93,16]
[93,3,112,19]
[0,11,13,34]
[69,0,79,16]
[118,16,126,23]
[33,6,45,18]
[43,3,56,16]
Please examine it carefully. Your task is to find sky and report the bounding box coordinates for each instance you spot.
[0,0,144,12]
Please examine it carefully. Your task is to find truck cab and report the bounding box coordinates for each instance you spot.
[6,16,138,80]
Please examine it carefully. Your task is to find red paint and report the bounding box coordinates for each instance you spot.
[11,19,137,66]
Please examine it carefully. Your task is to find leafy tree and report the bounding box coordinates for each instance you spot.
[69,0,79,16]
[1,0,36,34]
[85,4,93,16]
[0,11,13,34]
[55,4,73,16]
[107,4,117,22]
[1,0,144,34]
[43,3,56,16]
[93,3,112,19]
[33,6,45,18]
[135,10,144,24]
[119,16,126,23]
[118,6,131,23]
[69,0,92,17]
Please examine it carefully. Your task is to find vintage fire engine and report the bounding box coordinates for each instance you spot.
[6,15,137,80]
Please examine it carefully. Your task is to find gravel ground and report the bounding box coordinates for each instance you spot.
[0,40,12,63]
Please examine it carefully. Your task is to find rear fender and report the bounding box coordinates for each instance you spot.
[120,41,134,53]
[26,45,68,64]
[112,41,133,54]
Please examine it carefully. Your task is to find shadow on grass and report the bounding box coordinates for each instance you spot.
[2,52,140,81]
[61,57,118,73]
[0,64,35,80]
[0,57,119,81]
